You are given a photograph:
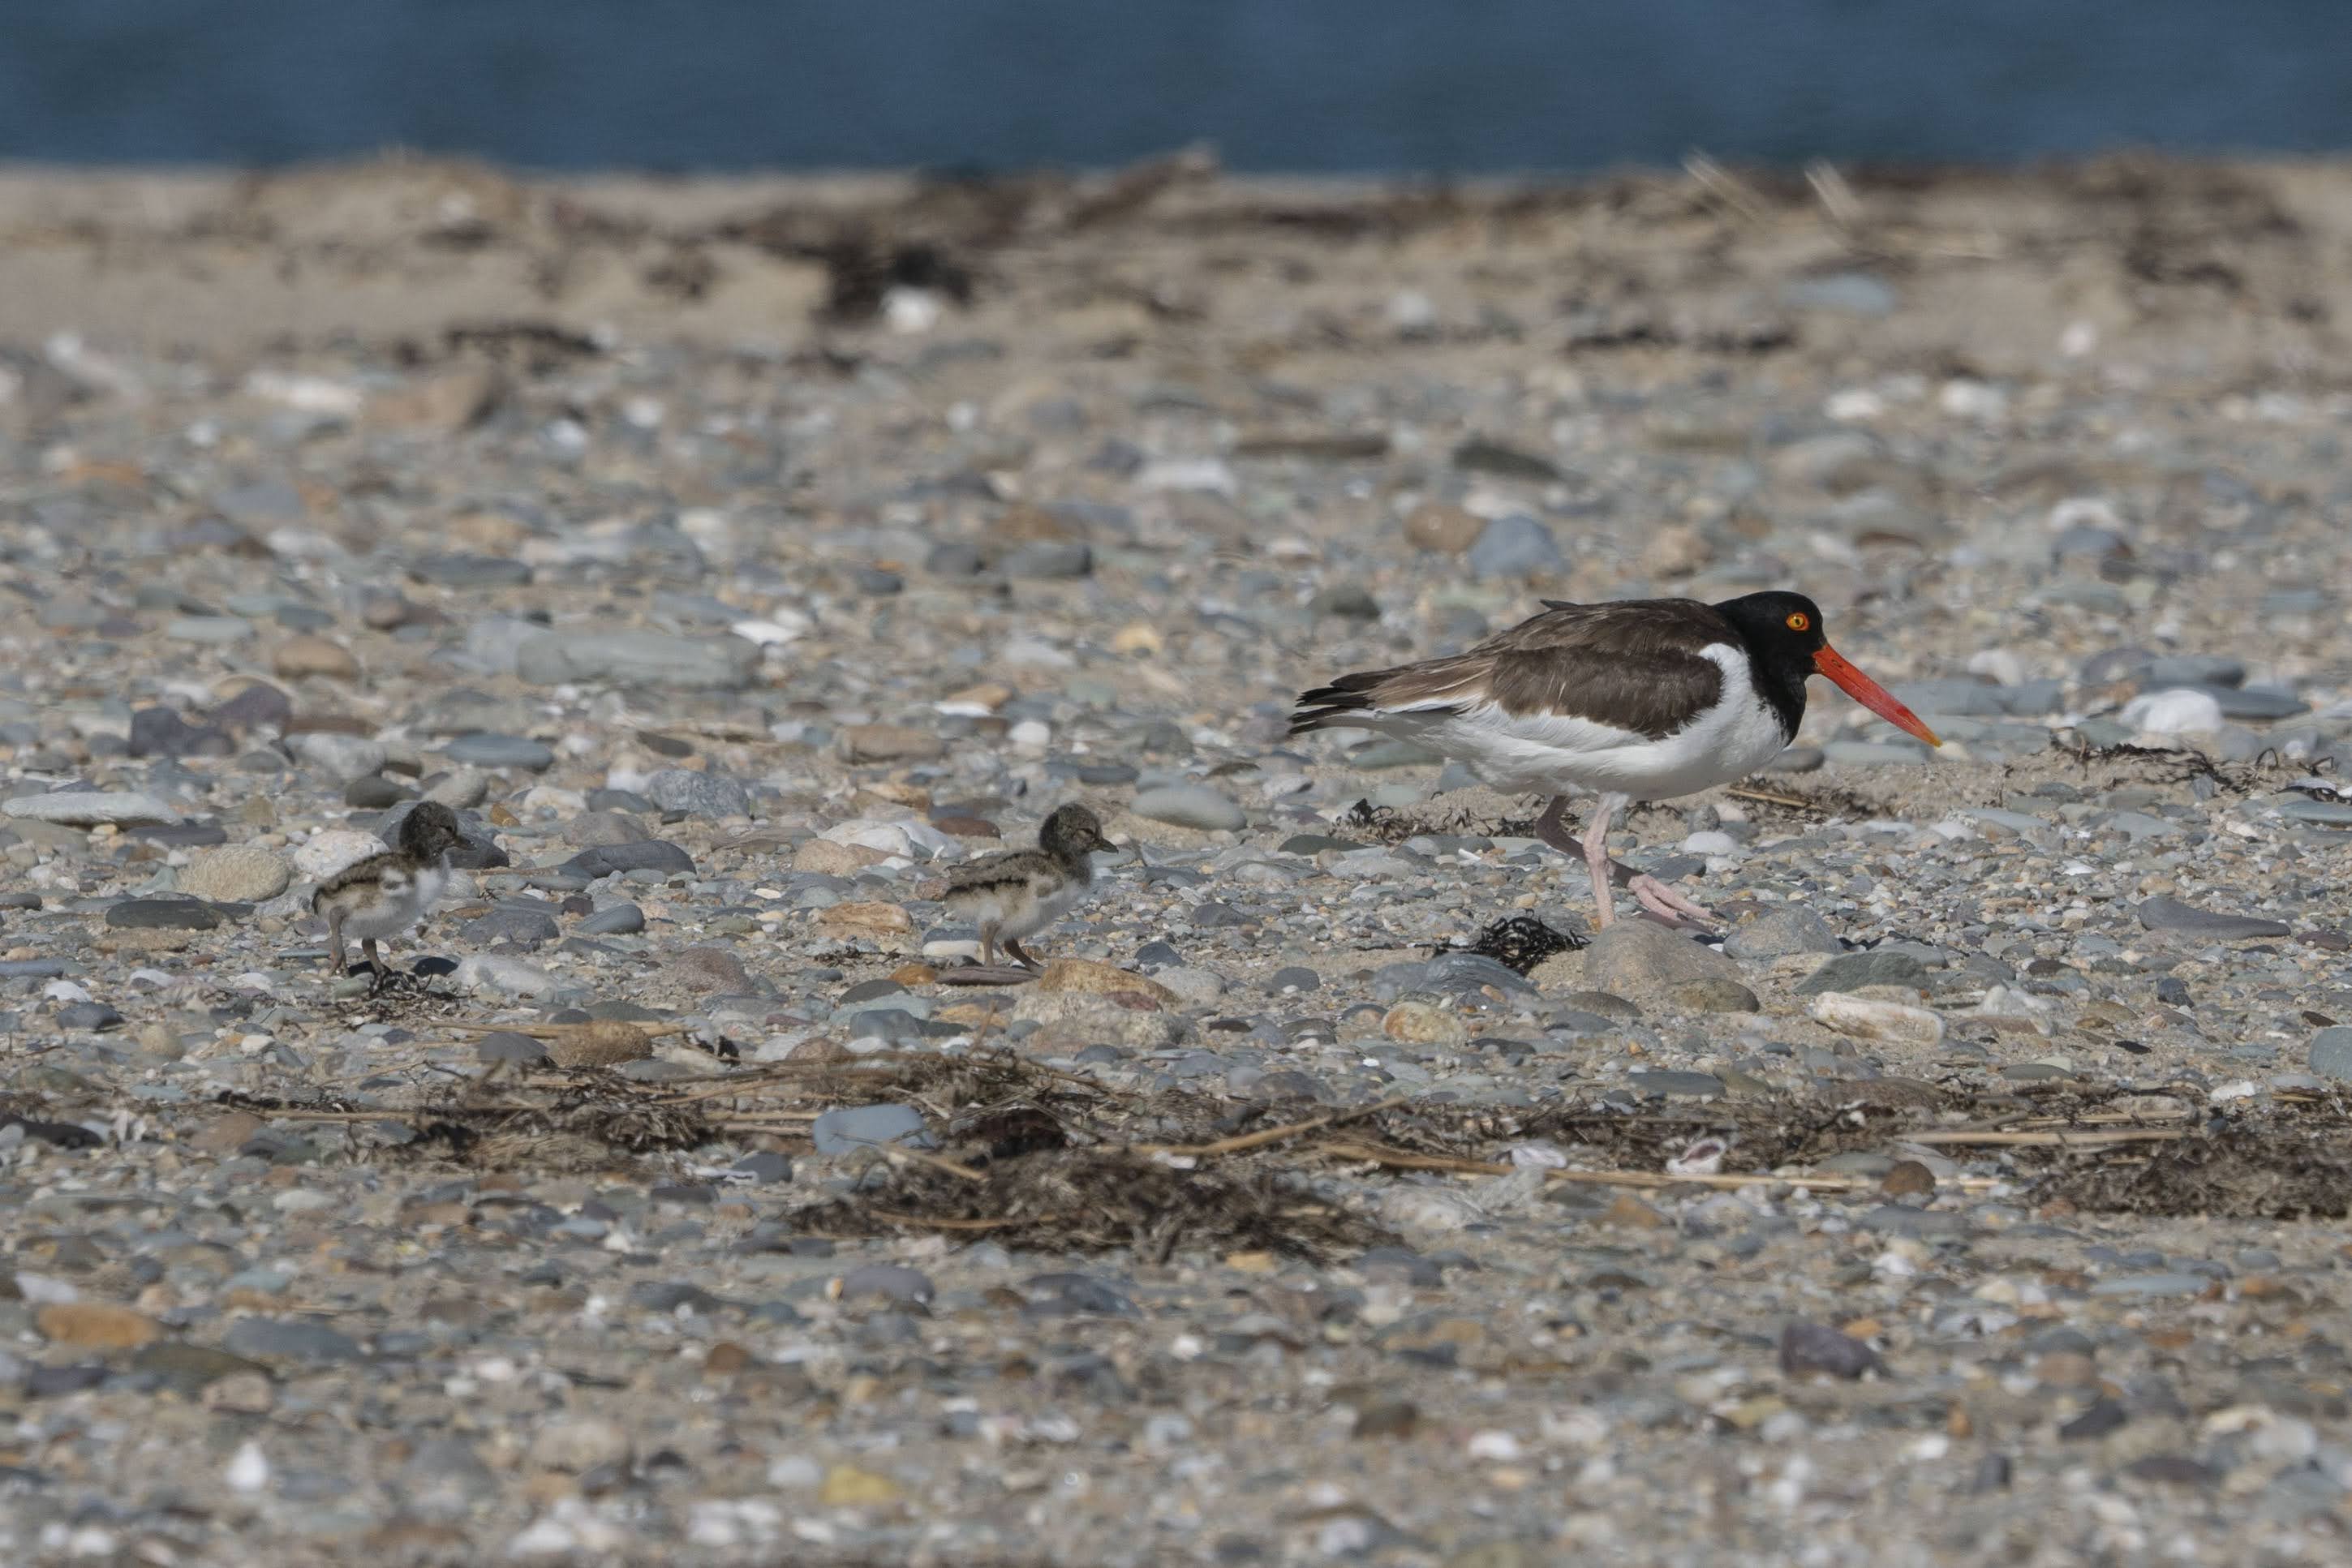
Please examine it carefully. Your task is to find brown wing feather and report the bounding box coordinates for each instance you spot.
[1294,598,1732,741]
[312,850,396,909]
[945,846,1056,896]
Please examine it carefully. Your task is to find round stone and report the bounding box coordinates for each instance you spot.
[178,844,291,903]
[271,634,359,681]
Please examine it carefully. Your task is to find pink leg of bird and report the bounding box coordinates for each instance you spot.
[1534,793,1718,931]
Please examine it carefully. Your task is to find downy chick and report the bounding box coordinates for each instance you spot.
[941,803,1119,970]
[312,801,466,984]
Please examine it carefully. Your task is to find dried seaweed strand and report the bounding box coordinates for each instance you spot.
[1133,1096,1410,1159]
[1317,1138,2002,1193]
[1905,1128,2186,1148]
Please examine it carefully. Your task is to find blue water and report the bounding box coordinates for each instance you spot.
[4,0,2350,173]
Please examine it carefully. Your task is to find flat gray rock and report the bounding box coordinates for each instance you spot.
[811,1102,935,1154]
[443,732,556,769]
[106,897,225,931]
[2308,1027,2352,1083]
[1131,784,1245,831]
[222,1316,364,1364]
[1796,951,1927,994]
[515,629,760,689]
[4,790,174,827]
[1576,921,1740,1001]
[645,767,752,818]
[2135,896,2293,940]
[1724,904,1842,960]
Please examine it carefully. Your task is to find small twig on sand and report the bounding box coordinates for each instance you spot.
[884,1145,989,1183]
[1805,158,1863,226]
[1318,1139,2002,1194]
[1683,151,1769,222]
[1134,1097,1410,1160]
[1726,785,1818,810]
[1902,1128,2186,1149]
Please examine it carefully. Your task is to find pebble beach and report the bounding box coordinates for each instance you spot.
[2,153,2350,1564]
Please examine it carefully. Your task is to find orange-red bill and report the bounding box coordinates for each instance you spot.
[1812,645,1942,747]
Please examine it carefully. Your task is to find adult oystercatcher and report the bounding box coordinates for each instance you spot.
[1291,591,1939,930]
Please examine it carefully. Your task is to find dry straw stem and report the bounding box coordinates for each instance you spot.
[1316,1139,2004,1195]
[1904,1128,2186,1149]
[1131,1097,1411,1160]
[1725,785,1818,810]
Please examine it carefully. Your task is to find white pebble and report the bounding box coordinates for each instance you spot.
[1966,647,2028,686]
[1466,1430,1523,1462]
[2120,688,2225,737]
[883,286,942,333]
[1808,991,1946,1047]
[225,1441,270,1493]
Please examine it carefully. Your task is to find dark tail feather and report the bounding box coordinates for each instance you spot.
[1289,671,1387,735]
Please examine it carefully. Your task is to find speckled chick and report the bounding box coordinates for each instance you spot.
[312,801,467,982]
[941,803,1119,969]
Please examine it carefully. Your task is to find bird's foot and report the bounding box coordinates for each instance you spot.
[1627,874,1718,932]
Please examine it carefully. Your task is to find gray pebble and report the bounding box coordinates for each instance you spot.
[646,767,752,818]
[1131,784,1245,831]
[105,897,224,931]
[838,1263,935,1306]
[1779,1321,1881,1379]
[515,629,759,689]
[577,903,646,936]
[811,1102,935,1154]
[1629,1069,1726,1099]
[2135,896,2293,940]
[1724,904,1842,960]
[2308,1027,2352,1083]
[475,1031,551,1065]
[1795,951,1924,994]
[1464,513,1563,578]
[733,1151,793,1184]
[443,732,556,769]
[1004,540,1094,579]
[222,1317,363,1364]
[459,904,561,947]
[565,840,696,879]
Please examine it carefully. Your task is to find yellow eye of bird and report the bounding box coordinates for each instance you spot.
[1785,612,1810,632]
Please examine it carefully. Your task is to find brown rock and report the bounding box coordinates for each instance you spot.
[889,963,939,986]
[1403,501,1486,555]
[2036,1350,2099,1389]
[369,365,505,432]
[794,839,888,875]
[816,901,915,939]
[1600,1193,1671,1229]
[668,945,751,993]
[1576,921,1743,1004]
[1035,958,1177,1005]
[995,503,1084,542]
[1012,990,1189,1051]
[942,681,1013,712]
[272,635,360,681]
[1881,1159,1938,1197]
[1350,1398,1420,1439]
[543,1025,656,1068]
[1640,524,1714,578]
[191,1110,267,1155]
[37,1301,164,1351]
[1382,1000,1468,1047]
[841,724,944,764]
[703,1340,755,1377]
